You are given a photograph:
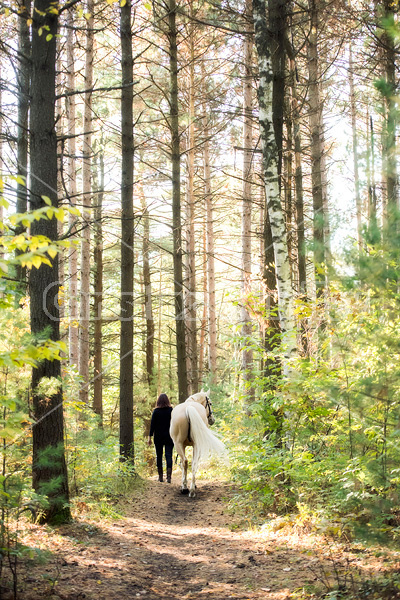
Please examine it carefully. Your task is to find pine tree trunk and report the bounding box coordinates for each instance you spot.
[307,0,326,294]
[381,0,398,229]
[119,0,135,460]
[169,0,188,403]
[15,0,31,294]
[66,8,79,368]
[289,57,307,295]
[203,110,217,381]
[185,21,198,394]
[30,0,70,524]
[93,151,103,423]
[241,0,255,406]
[79,0,94,404]
[367,111,377,227]
[253,0,296,366]
[348,46,362,251]
[140,187,155,390]
[199,221,207,383]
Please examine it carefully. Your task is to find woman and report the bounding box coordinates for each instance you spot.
[148,393,174,483]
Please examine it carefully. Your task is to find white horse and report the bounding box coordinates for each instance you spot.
[169,390,227,497]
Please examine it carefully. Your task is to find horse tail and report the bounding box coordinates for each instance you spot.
[185,405,228,468]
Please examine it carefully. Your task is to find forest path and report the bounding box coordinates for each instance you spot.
[20,476,391,600]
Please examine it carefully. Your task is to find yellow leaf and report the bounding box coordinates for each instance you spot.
[14,235,26,246]
[27,18,32,25]
[55,208,65,222]
[31,256,43,269]
[47,248,58,259]
[120,0,126,5]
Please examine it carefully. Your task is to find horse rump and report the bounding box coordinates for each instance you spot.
[185,404,228,468]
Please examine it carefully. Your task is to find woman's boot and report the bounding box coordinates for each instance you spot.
[158,467,163,482]
[166,468,172,483]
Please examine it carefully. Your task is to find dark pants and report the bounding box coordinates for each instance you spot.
[154,440,174,471]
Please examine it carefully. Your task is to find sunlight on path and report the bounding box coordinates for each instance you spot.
[16,477,394,600]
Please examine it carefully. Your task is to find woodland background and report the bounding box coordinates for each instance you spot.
[0,0,399,585]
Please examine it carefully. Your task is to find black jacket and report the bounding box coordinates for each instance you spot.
[149,407,173,445]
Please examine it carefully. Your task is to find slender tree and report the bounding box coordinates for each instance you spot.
[65,8,79,368]
[119,0,135,460]
[93,149,104,423]
[169,0,188,403]
[79,0,94,404]
[253,0,296,365]
[30,0,70,523]
[307,0,326,293]
[202,100,217,382]
[185,7,198,395]
[241,0,255,406]
[15,0,31,294]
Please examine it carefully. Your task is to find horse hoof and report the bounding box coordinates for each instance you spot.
[189,491,196,498]
[181,488,189,495]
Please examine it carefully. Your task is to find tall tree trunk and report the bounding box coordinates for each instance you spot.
[284,96,293,274]
[203,108,217,382]
[253,0,296,366]
[169,0,188,403]
[93,150,103,423]
[66,8,79,368]
[381,0,398,230]
[198,221,207,384]
[348,46,362,251]
[367,111,377,228]
[185,17,198,394]
[289,57,307,295]
[15,0,31,294]
[307,0,326,294]
[241,0,255,407]
[140,186,155,390]
[30,0,70,524]
[157,253,163,397]
[119,0,135,460]
[79,0,94,404]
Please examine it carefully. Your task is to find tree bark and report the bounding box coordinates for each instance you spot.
[367,111,377,228]
[289,57,307,295]
[380,0,398,229]
[307,0,326,294]
[119,0,135,460]
[30,0,70,524]
[203,108,217,382]
[78,0,94,404]
[348,45,362,252]
[241,0,255,407]
[93,151,103,423]
[169,0,188,403]
[140,186,155,390]
[65,8,79,368]
[253,0,296,366]
[15,0,31,294]
[185,15,198,394]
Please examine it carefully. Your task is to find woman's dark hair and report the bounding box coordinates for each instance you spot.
[156,393,171,408]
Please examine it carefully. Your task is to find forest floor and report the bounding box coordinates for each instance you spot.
[8,473,400,600]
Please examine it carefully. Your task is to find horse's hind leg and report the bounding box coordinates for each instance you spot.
[189,445,199,498]
[175,442,189,494]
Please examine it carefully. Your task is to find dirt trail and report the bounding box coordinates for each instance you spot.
[16,475,396,600]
